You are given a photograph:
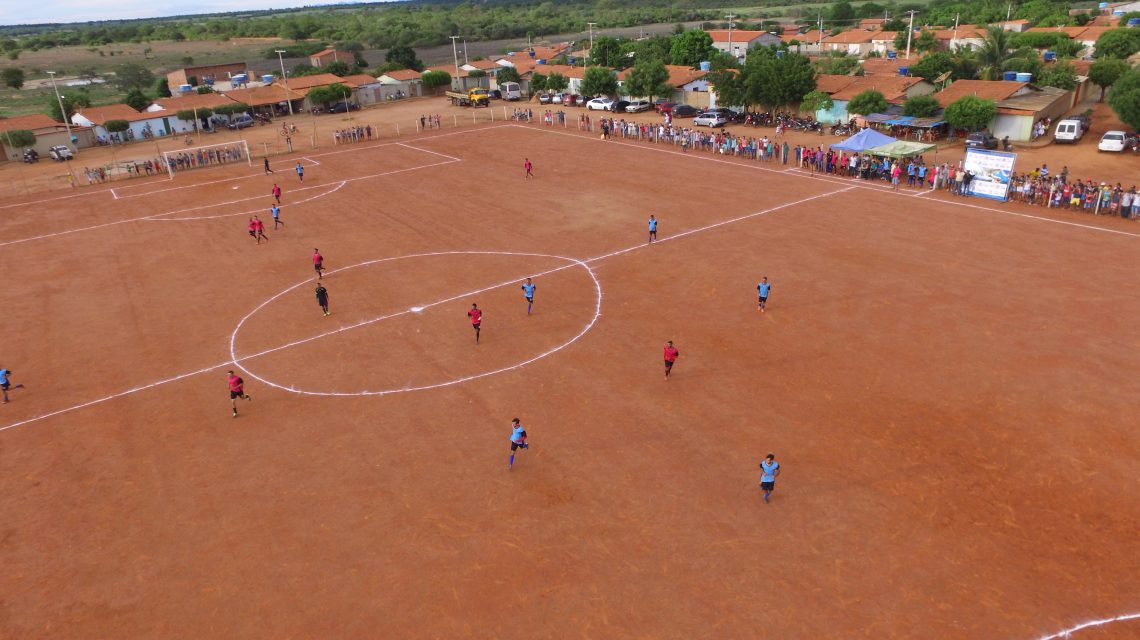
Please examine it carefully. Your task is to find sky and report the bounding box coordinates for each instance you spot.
[3,1,382,26]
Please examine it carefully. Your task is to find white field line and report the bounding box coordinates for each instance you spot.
[1036,611,1140,640]
[0,185,847,432]
[301,156,321,166]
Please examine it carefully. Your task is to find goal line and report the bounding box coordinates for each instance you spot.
[162,140,251,179]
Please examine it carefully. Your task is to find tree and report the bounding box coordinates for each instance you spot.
[291,63,323,78]
[308,83,351,107]
[421,70,451,91]
[113,62,154,91]
[589,36,624,68]
[105,119,130,134]
[1118,12,1140,27]
[706,68,746,109]
[530,72,547,95]
[124,88,149,111]
[154,77,172,98]
[1093,29,1140,59]
[847,89,888,115]
[1,67,24,89]
[2,129,36,148]
[497,66,520,85]
[581,66,618,97]
[325,60,351,77]
[176,107,212,124]
[1088,57,1131,101]
[622,35,671,66]
[975,26,1018,80]
[545,72,568,94]
[800,89,834,113]
[909,51,955,82]
[212,102,248,117]
[1107,68,1140,131]
[196,86,215,94]
[828,1,856,24]
[902,94,941,117]
[818,53,859,75]
[181,55,194,65]
[743,47,817,110]
[913,30,940,54]
[670,30,715,67]
[625,57,672,102]
[48,91,91,122]
[375,62,405,75]
[1036,62,1079,91]
[386,45,423,72]
[943,95,996,131]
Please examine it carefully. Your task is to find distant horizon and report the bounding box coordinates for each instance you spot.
[3,0,400,27]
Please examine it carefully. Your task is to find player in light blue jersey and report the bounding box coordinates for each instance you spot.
[648,215,658,243]
[508,418,529,470]
[757,276,772,312]
[521,278,537,315]
[759,453,780,503]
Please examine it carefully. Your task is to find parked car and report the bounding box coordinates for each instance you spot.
[551,93,563,104]
[227,114,256,130]
[499,81,522,101]
[1071,113,1091,133]
[538,93,553,104]
[965,131,998,149]
[656,101,677,114]
[586,97,614,111]
[693,111,728,127]
[671,104,699,118]
[625,99,652,113]
[1053,119,1085,144]
[328,102,361,113]
[48,145,73,161]
[1098,130,1127,152]
[612,100,631,113]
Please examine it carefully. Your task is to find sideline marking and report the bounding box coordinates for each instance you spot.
[513,125,1140,239]
[0,185,847,431]
[230,251,602,396]
[301,156,321,166]
[1037,611,1140,639]
[110,189,119,200]
[397,142,461,162]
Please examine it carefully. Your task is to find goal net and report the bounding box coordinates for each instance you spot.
[162,140,251,178]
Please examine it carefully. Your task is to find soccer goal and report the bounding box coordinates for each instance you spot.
[161,140,251,179]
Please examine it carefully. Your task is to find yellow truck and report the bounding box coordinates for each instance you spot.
[445,88,491,108]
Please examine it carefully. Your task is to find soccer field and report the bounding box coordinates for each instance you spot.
[1,123,1138,639]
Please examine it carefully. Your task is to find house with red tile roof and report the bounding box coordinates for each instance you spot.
[310,49,350,68]
[0,114,82,161]
[821,29,879,56]
[706,29,782,58]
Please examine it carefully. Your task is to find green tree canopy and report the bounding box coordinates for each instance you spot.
[1093,29,1140,59]
[625,57,672,102]
[154,76,172,98]
[622,35,671,66]
[545,72,568,93]
[847,89,889,115]
[213,102,249,116]
[3,129,36,147]
[943,94,996,131]
[743,47,817,110]
[496,66,520,84]
[909,51,955,82]
[386,45,423,72]
[176,107,213,122]
[670,30,715,67]
[1036,62,1079,91]
[421,70,451,89]
[800,89,834,113]
[818,53,859,75]
[705,68,746,109]
[325,60,350,77]
[589,36,624,68]
[1088,57,1131,101]
[530,72,547,94]
[1,67,25,89]
[124,88,150,111]
[308,82,351,106]
[1107,67,1140,131]
[902,94,941,117]
[581,66,618,97]
[828,1,856,24]
[105,119,130,133]
[48,90,91,122]
[113,62,154,91]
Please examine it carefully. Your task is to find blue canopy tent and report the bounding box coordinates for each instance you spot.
[830,128,897,152]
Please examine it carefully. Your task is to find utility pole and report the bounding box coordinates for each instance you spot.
[46,71,76,154]
[450,35,461,91]
[463,39,469,65]
[275,50,294,116]
[904,10,918,60]
[817,13,824,54]
[726,14,736,60]
[587,22,597,65]
[953,13,960,42]
[1007,3,1013,22]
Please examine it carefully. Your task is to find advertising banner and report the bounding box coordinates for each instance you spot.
[963,148,1016,201]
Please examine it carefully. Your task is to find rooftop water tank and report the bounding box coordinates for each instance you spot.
[528,49,536,58]
[179,84,193,93]
[699,60,711,71]
[1016,72,1032,82]
[232,74,248,84]
[887,50,897,59]
[898,66,909,75]
[1128,17,1140,26]
[1003,71,1019,81]
[536,59,546,65]
[1043,51,1056,61]
[262,74,275,84]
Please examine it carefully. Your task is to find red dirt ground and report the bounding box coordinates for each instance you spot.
[0,123,1138,639]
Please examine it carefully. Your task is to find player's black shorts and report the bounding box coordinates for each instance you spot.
[314,263,323,271]
[1,382,9,391]
[317,297,328,306]
[760,481,775,491]
[664,360,674,369]
[511,441,527,451]
[525,297,533,303]
[230,390,243,399]
[472,322,481,329]
[759,296,768,302]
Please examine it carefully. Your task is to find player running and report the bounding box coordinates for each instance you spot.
[759,453,781,503]
[524,158,534,180]
[507,417,529,470]
[315,282,330,316]
[272,183,282,204]
[227,370,251,417]
[757,276,772,312]
[0,367,24,403]
[295,162,304,183]
[520,278,536,315]
[312,248,324,280]
[663,340,679,380]
[249,216,268,244]
[467,303,482,343]
[271,203,284,229]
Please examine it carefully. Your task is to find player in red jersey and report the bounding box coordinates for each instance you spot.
[272,183,282,204]
[249,216,268,244]
[663,340,680,380]
[467,303,483,343]
[312,248,324,279]
[227,370,251,417]
[524,158,534,179]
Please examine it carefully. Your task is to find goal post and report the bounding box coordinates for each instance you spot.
[162,139,251,179]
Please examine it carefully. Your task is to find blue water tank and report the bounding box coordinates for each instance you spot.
[887,50,897,59]
[1003,71,1019,81]
[1016,72,1032,82]
[232,74,248,84]
[898,66,909,76]
[528,49,536,58]
[1128,17,1140,26]
[261,74,275,84]
[179,84,192,93]
[568,56,577,65]
[1098,2,1108,8]
[699,60,711,71]
[1043,51,1056,61]
[536,59,546,65]
[203,77,214,85]
[776,50,785,58]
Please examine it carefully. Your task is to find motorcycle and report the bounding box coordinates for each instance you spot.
[22,148,39,163]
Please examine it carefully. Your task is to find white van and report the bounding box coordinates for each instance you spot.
[1053,119,1084,144]
[499,81,522,101]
